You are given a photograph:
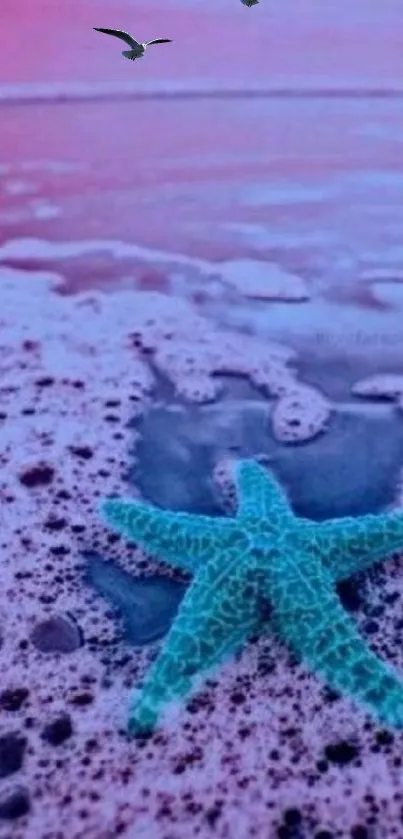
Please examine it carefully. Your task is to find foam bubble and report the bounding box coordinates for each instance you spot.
[352,373,403,400]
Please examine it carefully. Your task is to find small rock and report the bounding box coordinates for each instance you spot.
[69,692,93,707]
[19,463,55,488]
[41,713,73,746]
[324,739,359,766]
[31,614,83,654]
[0,786,30,820]
[0,733,27,778]
[0,688,29,712]
[68,445,94,460]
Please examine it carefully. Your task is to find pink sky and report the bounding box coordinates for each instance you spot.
[1,0,403,89]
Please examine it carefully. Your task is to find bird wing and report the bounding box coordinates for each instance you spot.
[93,28,140,48]
[144,38,172,46]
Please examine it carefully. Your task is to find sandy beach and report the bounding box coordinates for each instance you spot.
[2,3,403,838]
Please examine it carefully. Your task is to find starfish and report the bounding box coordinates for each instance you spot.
[93,28,172,62]
[99,459,403,735]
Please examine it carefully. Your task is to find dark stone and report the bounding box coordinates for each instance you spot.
[284,809,302,826]
[83,552,187,646]
[277,807,306,839]
[41,713,73,746]
[230,690,246,706]
[49,545,70,557]
[0,688,29,712]
[324,739,359,766]
[322,686,340,704]
[19,464,55,488]
[363,619,379,635]
[0,786,30,820]
[69,692,93,706]
[316,760,329,774]
[0,733,27,777]
[351,826,369,839]
[35,377,54,387]
[277,826,305,839]
[68,445,93,460]
[30,614,83,654]
[375,729,394,746]
[204,801,223,828]
[56,490,71,500]
[43,517,67,532]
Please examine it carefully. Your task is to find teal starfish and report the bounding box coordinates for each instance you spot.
[99,459,403,734]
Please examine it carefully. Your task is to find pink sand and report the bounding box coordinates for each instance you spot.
[0,265,402,839]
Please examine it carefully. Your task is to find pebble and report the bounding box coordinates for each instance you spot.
[30,614,83,654]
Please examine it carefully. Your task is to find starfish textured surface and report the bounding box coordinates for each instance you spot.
[99,460,403,734]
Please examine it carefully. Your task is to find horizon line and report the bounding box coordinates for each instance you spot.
[1,83,403,106]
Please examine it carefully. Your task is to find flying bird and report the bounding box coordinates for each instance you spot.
[93,28,172,61]
[240,0,259,6]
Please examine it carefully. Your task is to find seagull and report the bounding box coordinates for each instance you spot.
[93,28,172,61]
[240,0,259,6]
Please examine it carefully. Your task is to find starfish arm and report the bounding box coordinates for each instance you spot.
[127,550,261,733]
[270,553,403,727]
[311,512,403,582]
[234,460,294,521]
[99,497,243,574]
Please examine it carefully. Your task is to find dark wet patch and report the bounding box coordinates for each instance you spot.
[0,733,27,778]
[68,692,94,707]
[41,713,73,747]
[0,785,30,820]
[0,688,29,712]
[134,401,403,520]
[277,806,308,839]
[18,463,55,488]
[83,552,187,646]
[324,739,359,766]
[68,445,94,461]
[43,516,68,532]
[336,579,366,612]
[35,376,55,388]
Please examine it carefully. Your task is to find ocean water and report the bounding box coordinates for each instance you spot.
[2,16,403,839]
